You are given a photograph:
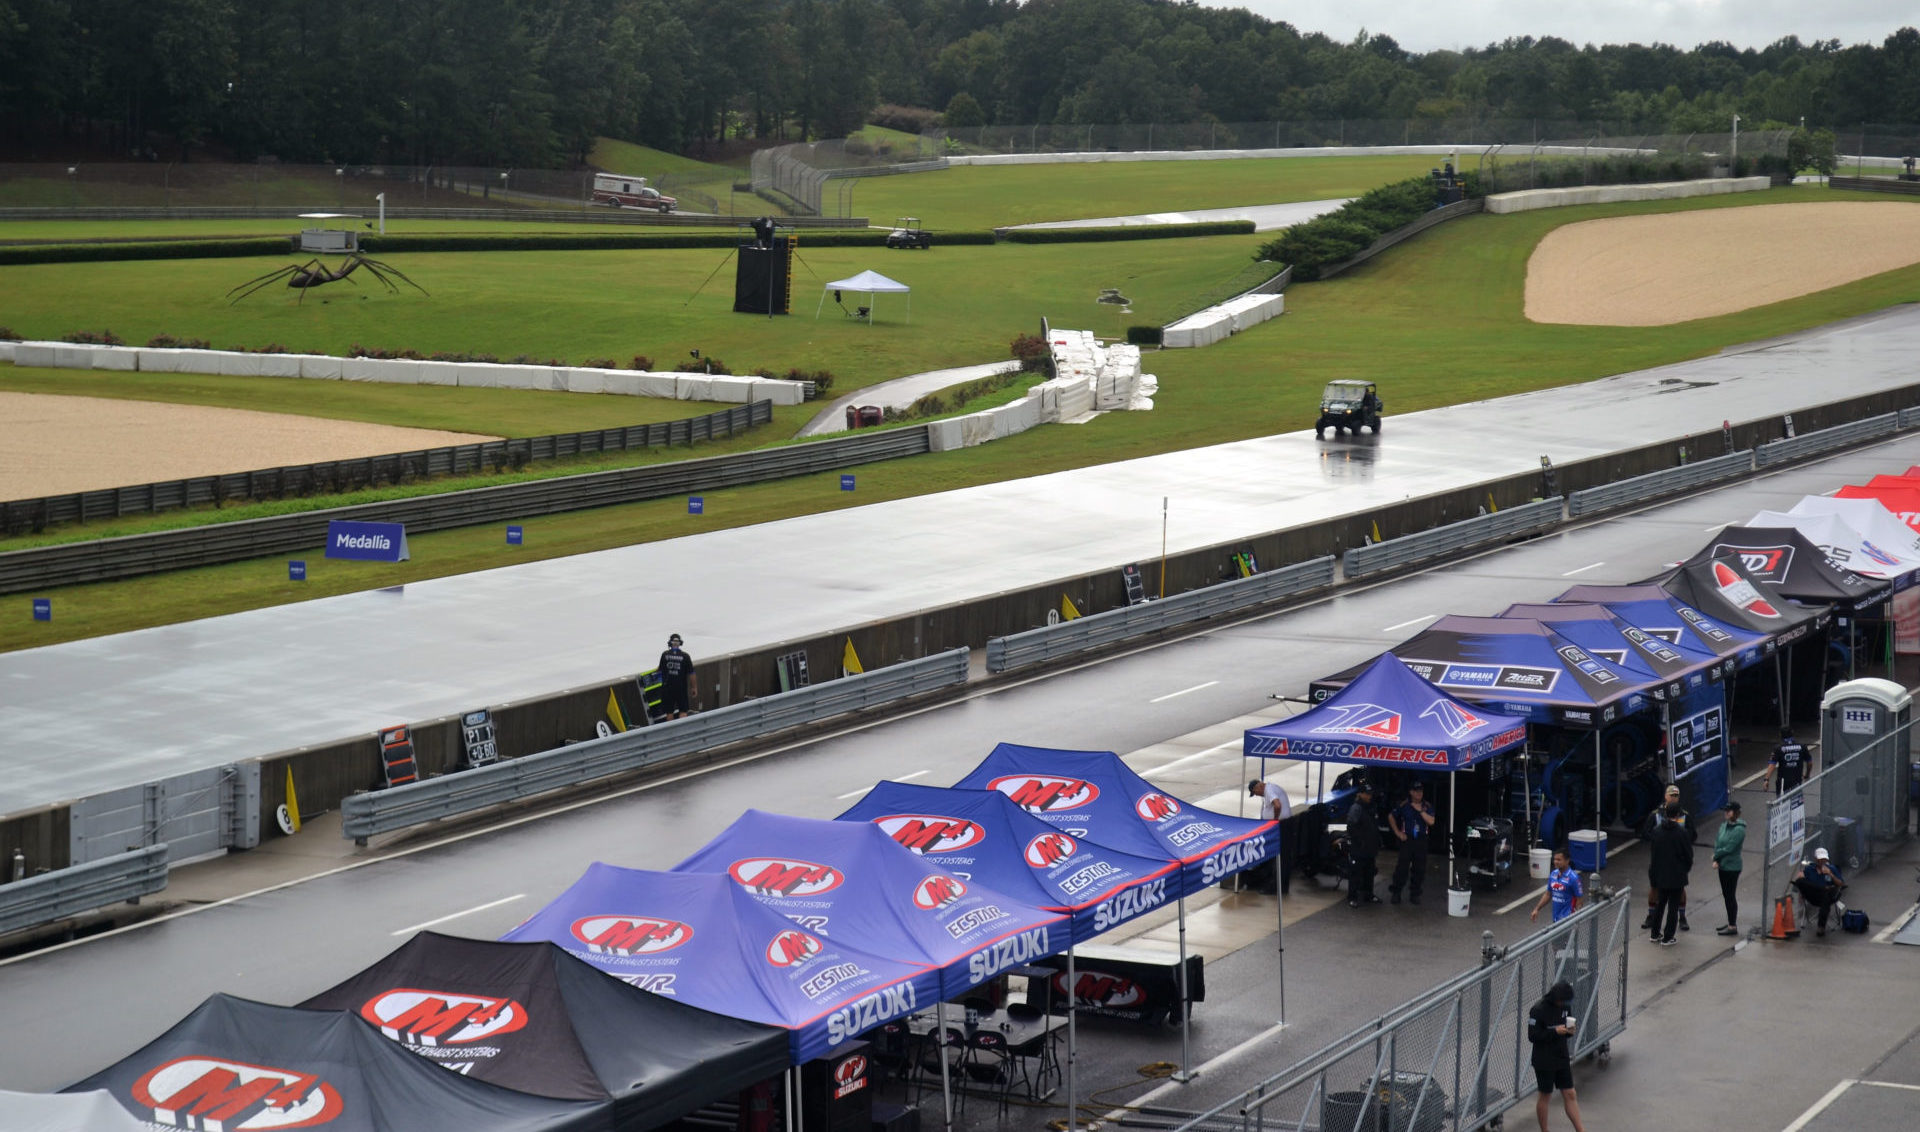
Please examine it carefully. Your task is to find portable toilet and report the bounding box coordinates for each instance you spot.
[1819,678,1914,853]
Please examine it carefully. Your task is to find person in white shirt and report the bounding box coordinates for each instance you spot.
[1249,779,1297,895]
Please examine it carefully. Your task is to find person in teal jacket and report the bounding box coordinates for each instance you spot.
[1712,801,1746,936]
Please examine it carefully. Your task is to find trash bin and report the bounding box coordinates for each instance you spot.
[1322,1091,1371,1132]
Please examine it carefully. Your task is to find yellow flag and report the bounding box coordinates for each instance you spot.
[606,688,629,732]
[1061,594,1082,620]
[283,765,302,833]
[842,638,864,677]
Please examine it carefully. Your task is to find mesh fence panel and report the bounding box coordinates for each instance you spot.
[1762,715,1915,916]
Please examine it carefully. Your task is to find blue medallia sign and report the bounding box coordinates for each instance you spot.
[325,520,409,562]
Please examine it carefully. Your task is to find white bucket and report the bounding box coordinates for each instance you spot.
[1447,887,1471,918]
[1529,848,1553,879]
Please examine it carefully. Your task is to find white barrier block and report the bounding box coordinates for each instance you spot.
[704,375,756,403]
[174,349,225,373]
[91,345,140,371]
[0,340,14,362]
[454,364,499,388]
[634,372,679,399]
[494,365,546,390]
[52,344,96,368]
[927,418,965,451]
[299,354,345,379]
[134,347,180,372]
[217,352,264,376]
[599,372,644,396]
[16,342,60,367]
[548,367,570,392]
[342,357,386,382]
[959,412,995,447]
[748,379,806,406]
[565,368,606,394]
[676,375,714,401]
[257,353,304,378]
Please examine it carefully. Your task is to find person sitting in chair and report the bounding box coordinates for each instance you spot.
[1792,848,1847,937]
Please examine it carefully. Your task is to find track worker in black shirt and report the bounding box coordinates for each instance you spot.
[1527,981,1589,1132]
[1345,781,1383,908]
[1387,781,1435,905]
[1768,726,1811,796]
[658,633,698,719]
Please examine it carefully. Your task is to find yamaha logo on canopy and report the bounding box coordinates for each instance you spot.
[987,774,1099,813]
[359,988,528,1047]
[727,857,846,898]
[131,1056,345,1130]
[873,814,987,854]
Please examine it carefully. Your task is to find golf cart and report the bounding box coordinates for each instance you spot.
[885,217,932,249]
[1315,380,1383,439]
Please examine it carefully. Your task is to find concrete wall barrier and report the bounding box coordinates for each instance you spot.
[259,354,305,378]
[1485,176,1770,214]
[15,341,59,366]
[91,345,141,371]
[0,341,15,362]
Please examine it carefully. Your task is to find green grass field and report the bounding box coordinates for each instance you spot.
[7,179,1920,649]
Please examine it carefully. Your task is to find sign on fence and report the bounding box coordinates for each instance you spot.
[325,520,410,562]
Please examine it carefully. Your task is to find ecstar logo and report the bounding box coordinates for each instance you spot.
[728,857,845,898]
[988,774,1099,813]
[1309,703,1403,740]
[1710,561,1781,618]
[912,874,967,910]
[359,988,528,1046]
[874,815,987,854]
[132,1057,344,1130]
[1025,831,1078,867]
[1420,698,1486,740]
[766,928,825,967]
[570,914,693,956]
[1134,793,1181,822]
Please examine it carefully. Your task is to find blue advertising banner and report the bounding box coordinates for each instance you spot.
[32,598,51,621]
[688,497,705,515]
[507,525,524,545]
[288,561,306,581]
[840,475,856,492]
[325,520,409,562]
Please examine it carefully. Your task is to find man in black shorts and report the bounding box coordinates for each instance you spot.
[1527,981,1588,1132]
[658,633,697,719]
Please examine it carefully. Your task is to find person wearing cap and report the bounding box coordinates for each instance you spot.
[1648,802,1693,946]
[1711,801,1746,936]
[1642,784,1693,932]
[1345,781,1383,907]
[657,633,697,719]
[1387,781,1436,905]
[1527,980,1589,1132]
[1792,847,1848,937]
[1768,726,1812,796]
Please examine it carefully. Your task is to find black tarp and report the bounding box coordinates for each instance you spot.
[1653,555,1830,645]
[300,933,788,1128]
[1685,526,1891,612]
[66,993,607,1132]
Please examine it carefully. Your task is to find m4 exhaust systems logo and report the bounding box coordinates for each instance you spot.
[765,928,826,968]
[1025,831,1078,867]
[131,1056,345,1130]
[912,874,968,910]
[1133,793,1181,822]
[727,857,846,898]
[358,988,528,1046]
[987,774,1099,813]
[569,915,694,956]
[873,815,987,854]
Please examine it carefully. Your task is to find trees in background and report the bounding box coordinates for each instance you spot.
[0,0,1915,164]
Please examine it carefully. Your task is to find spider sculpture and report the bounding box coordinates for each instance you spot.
[227,254,429,304]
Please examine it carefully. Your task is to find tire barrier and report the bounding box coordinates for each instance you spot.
[340,649,971,843]
[1343,497,1565,579]
[985,556,1337,673]
[0,844,168,938]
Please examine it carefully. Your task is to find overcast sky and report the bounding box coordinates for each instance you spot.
[1236,1,1914,54]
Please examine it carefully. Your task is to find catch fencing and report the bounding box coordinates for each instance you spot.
[1344,497,1564,579]
[0,844,169,938]
[0,402,772,534]
[750,139,944,216]
[1760,719,1916,916]
[341,648,971,843]
[1160,891,1632,1132]
[986,557,1336,672]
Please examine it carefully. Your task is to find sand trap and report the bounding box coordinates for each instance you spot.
[1525,202,1920,326]
[0,392,500,499]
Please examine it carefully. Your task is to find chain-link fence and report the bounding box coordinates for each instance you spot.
[749,139,943,216]
[1761,714,1915,916]
[1160,891,1633,1132]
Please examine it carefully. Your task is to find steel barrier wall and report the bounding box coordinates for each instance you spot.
[1755,412,1899,466]
[1566,449,1754,517]
[1343,497,1564,579]
[1161,892,1632,1132]
[341,648,971,843]
[1760,720,1915,915]
[0,402,770,532]
[1827,177,1920,197]
[0,844,169,937]
[985,557,1336,672]
[67,764,259,866]
[0,424,932,594]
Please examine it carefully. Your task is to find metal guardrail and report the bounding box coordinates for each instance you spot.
[0,844,169,937]
[1900,406,1920,430]
[342,649,970,843]
[1755,412,1899,467]
[1344,497,1564,579]
[1828,176,1920,197]
[1566,449,1754,517]
[985,557,1336,673]
[1,402,770,532]
[0,424,931,594]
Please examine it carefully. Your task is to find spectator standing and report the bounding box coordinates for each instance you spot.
[1643,784,1692,932]
[1530,849,1584,924]
[1648,802,1693,945]
[1527,981,1589,1132]
[1712,801,1746,936]
[1345,782,1382,908]
[1387,781,1435,905]
[657,633,697,719]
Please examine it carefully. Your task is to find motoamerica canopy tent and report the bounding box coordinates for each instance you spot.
[1683,526,1891,612]
[1554,583,1770,671]
[1747,509,1920,588]
[65,993,606,1131]
[0,1090,149,1132]
[672,810,1068,996]
[299,931,788,1127]
[502,864,940,1063]
[836,782,1183,942]
[814,269,910,324]
[1497,602,1725,702]
[1652,556,1828,647]
[1244,654,1529,772]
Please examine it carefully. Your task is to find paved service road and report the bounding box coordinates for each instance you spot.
[4,434,1917,1094]
[5,307,1920,814]
[1007,197,1350,232]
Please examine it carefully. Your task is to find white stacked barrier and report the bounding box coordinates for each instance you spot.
[1163,290,1284,348]
[926,327,1156,451]
[91,346,140,371]
[1485,176,1770,214]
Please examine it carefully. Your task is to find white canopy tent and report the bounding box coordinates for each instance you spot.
[815,269,910,324]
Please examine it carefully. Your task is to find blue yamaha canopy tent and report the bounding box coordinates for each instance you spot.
[1498,602,1724,703]
[501,864,940,1064]
[1554,583,1767,672]
[673,810,1068,996]
[835,783,1182,941]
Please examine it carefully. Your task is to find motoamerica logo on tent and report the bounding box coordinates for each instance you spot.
[1133,793,1181,822]
[1309,703,1402,740]
[1420,698,1487,741]
[131,1056,345,1130]
[728,857,846,898]
[570,914,694,956]
[912,874,967,910]
[873,815,987,855]
[987,774,1099,813]
[1709,561,1781,617]
[359,988,529,1047]
[1713,543,1792,579]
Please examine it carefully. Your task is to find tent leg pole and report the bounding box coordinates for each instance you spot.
[795,1065,804,1132]
[785,1067,794,1132]
[1067,948,1078,1132]
[936,1000,953,1128]
[1276,879,1287,1024]
[1776,652,1788,729]
[1175,895,1193,1081]
[1448,772,1456,890]
[1594,729,1604,844]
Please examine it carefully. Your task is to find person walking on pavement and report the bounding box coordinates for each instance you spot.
[1648,802,1693,946]
[1527,980,1589,1132]
[1712,801,1746,936]
[1643,784,1692,932]
[1346,781,1382,907]
[1249,779,1296,895]
[658,633,698,719]
[1530,848,1584,924]
[1388,781,1435,905]
[1767,726,1812,796]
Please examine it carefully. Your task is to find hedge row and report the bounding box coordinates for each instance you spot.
[1255,178,1444,281]
[999,220,1257,243]
[0,237,292,266]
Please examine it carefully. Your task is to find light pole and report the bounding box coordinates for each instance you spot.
[1731,114,1740,168]
[65,166,77,208]
[335,167,344,209]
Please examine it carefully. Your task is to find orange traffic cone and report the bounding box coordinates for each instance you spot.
[1767,895,1800,940]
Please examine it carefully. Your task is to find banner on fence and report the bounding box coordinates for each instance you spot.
[325,520,410,562]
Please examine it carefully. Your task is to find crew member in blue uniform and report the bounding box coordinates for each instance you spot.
[1387,781,1435,904]
[1531,848,1584,924]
